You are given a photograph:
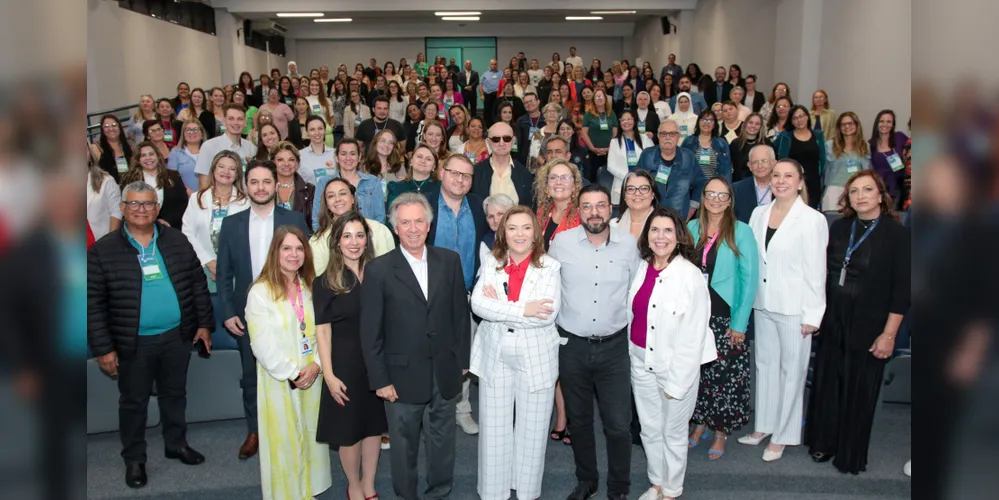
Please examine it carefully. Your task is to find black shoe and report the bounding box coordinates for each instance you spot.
[165,446,205,465]
[125,463,147,488]
[566,483,598,500]
[811,451,834,463]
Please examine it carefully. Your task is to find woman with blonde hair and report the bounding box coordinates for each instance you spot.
[177,88,207,123]
[121,140,189,228]
[533,158,583,251]
[306,78,335,147]
[822,111,872,212]
[167,119,207,191]
[363,129,406,184]
[130,94,157,143]
[529,102,563,172]
[245,225,332,500]
[809,90,837,140]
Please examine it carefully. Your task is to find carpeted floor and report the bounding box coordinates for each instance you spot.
[87,388,911,500]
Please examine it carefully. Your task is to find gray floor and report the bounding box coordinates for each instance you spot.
[86,387,911,500]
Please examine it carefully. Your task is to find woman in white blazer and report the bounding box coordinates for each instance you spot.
[629,207,717,500]
[470,206,563,500]
[606,110,655,205]
[741,158,828,462]
[181,150,250,349]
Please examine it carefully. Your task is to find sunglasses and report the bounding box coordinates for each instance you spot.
[488,136,514,143]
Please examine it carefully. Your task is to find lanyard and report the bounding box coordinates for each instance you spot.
[289,278,306,333]
[756,185,772,205]
[840,217,879,286]
[701,232,720,270]
[529,114,541,128]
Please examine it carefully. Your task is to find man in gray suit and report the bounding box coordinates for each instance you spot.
[216,160,310,460]
[361,192,471,500]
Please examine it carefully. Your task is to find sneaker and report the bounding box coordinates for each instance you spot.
[637,486,663,500]
[903,460,911,477]
[380,435,390,450]
[456,413,479,435]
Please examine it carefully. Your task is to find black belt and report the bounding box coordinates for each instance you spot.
[558,326,626,344]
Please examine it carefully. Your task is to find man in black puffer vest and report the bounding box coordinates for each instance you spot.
[87,181,214,489]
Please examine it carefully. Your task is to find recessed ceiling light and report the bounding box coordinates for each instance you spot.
[314,18,353,23]
[435,11,481,16]
[276,13,324,18]
[591,11,638,14]
[566,16,602,21]
[442,16,480,21]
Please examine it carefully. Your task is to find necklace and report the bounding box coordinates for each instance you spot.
[277,182,294,189]
[413,178,431,191]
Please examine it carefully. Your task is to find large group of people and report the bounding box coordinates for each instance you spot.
[88,48,911,500]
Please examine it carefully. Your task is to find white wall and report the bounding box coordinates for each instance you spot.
[772,0,805,96]
[818,0,911,129]
[87,1,284,113]
[687,0,777,91]
[628,17,680,76]
[295,39,425,75]
[496,38,624,71]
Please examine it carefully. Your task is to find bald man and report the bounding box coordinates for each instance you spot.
[470,122,536,207]
[481,59,502,126]
[457,60,480,117]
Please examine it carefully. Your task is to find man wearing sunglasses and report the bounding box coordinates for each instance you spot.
[635,121,707,220]
[88,181,214,488]
[470,122,535,208]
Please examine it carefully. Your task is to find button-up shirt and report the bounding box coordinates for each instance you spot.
[401,245,429,299]
[489,156,519,205]
[125,225,182,336]
[298,144,337,185]
[754,179,773,206]
[248,206,275,279]
[194,133,258,177]
[549,225,640,337]
[482,70,503,94]
[434,195,476,291]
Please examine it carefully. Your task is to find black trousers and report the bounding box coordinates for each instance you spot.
[483,92,498,127]
[558,327,632,496]
[235,327,258,433]
[462,90,477,117]
[385,373,457,500]
[117,327,191,464]
[587,153,608,184]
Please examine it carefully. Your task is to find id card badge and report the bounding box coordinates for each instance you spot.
[702,272,710,284]
[846,159,859,173]
[699,150,712,165]
[279,201,292,210]
[465,152,476,162]
[163,129,174,143]
[138,255,163,282]
[438,109,446,119]
[312,103,322,115]
[218,122,225,136]
[115,156,128,173]
[626,149,639,167]
[886,152,904,172]
[511,137,519,152]
[680,124,689,137]
[354,116,362,127]
[599,119,609,131]
[529,126,538,137]
[655,165,672,185]
[637,122,646,134]
[301,337,313,355]
[313,167,328,181]
[211,211,225,232]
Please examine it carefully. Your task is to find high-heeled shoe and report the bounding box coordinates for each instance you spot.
[688,424,709,448]
[737,432,771,445]
[762,445,784,462]
[708,434,727,460]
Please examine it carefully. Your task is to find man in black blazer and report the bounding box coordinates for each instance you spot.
[732,144,775,223]
[216,160,310,460]
[705,66,735,108]
[361,192,471,500]
[471,122,535,208]
[457,60,480,118]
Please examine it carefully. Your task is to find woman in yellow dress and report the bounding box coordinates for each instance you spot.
[245,225,332,500]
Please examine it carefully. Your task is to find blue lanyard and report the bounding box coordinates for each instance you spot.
[845,217,880,266]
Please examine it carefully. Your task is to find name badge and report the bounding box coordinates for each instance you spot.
[626,149,639,167]
[465,152,476,162]
[211,208,227,232]
[279,201,292,210]
[438,109,446,119]
[655,165,672,185]
[138,255,163,282]
[599,119,609,131]
[115,157,128,173]
[163,129,174,143]
[529,126,538,137]
[886,152,904,172]
[511,137,519,152]
[312,103,322,115]
[699,150,712,165]
[301,337,313,355]
[680,124,689,136]
[313,167,328,180]
[846,159,859,173]
[218,122,225,135]
[637,122,646,133]
[702,272,710,284]
[354,116,362,126]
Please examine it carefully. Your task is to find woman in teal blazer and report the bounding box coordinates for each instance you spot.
[685,176,759,460]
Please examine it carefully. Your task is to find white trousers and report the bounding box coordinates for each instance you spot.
[477,332,556,500]
[456,314,478,416]
[752,309,811,445]
[630,344,698,499]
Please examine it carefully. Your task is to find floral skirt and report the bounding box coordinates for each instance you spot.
[691,316,751,434]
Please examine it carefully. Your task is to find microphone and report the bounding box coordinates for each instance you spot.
[503,282,509,296]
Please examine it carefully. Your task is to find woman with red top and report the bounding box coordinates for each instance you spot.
[629,207,716,500]
[470,205,563,500]
[533,158,582,251]
[154,98,182,148]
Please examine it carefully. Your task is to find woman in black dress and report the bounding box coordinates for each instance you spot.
[774,105,826,209]
[313,212,387,500]
[805,170,910,474]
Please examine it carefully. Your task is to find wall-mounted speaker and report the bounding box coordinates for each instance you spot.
[661,16,671,35]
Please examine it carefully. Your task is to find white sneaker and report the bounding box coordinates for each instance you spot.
[457,414,479,435]
[738,432,771,445]
[637,486,663,500]
[903,460,911,477]
[380,435,391,450]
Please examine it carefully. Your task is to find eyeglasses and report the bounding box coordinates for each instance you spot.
[749,159,772,166]
[580,202,610,211]
[184,128,202,133]
[123,201,157,210]
[103,123,119,129]
[625,185,652,195]
[489,135,514,143]
[704,191,731,201]
[444,168,473,181]
[839,121,856,127]
[776,104,790,109]
[547,174,573,184]
[701,118,716,124]
[147,127,163,133]
[658,131,680,138]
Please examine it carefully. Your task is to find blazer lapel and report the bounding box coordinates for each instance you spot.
[519,262,540,300]
[764,198,805,258]
[426,247,446,305]
[391,248,428,305]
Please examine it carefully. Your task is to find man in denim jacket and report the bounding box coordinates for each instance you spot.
[635,121,707,220]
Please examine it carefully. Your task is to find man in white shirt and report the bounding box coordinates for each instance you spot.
[566,46,584,72]
[195,104,257,189]
[216,160,310,461]
[361,192,471,500]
